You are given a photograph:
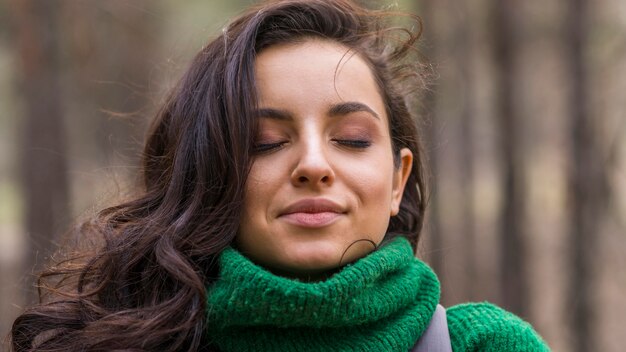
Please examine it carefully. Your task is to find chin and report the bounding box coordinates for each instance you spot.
[271,239,376,278]
[280,242,342,272]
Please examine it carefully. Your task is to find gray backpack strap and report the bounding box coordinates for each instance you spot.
[412,304,452,352]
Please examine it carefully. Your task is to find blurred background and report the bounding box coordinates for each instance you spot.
[0,0,624,351]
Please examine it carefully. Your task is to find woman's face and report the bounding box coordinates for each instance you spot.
[236,39,413,279]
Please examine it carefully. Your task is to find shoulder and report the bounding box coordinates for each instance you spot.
[445,302,550,352]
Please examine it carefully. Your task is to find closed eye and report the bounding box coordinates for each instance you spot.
[333,139,371,149]
[253,141,288,154]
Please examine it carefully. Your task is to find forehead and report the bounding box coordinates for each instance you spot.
[256,38,372,72]
[254,39,387,121]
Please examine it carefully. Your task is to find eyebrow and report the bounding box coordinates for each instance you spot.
[328,101,380,120]
[255,101,380,121]
[256,108,293,121]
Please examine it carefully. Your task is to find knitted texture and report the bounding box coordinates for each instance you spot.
[447,302,550,352]
[206,237,440,352]
[205,236,551,351]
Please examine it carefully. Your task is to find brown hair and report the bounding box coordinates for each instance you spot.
[11,0,428,350]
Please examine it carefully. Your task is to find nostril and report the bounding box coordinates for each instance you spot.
[321,175,329,183]
[298,176,308,183]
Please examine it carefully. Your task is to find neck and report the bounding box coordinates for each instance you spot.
[206,236,440,352]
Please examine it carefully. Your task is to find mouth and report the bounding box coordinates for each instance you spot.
[279,198,346,228]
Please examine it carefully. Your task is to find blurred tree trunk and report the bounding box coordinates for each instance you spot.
[11,0,69,302]
[64,1,159,178]
[492,0,529,316]
[566,0,607,350]
[416,0,445,282]
[455,1,478,301]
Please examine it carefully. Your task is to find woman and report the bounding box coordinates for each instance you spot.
[11,0,550,351]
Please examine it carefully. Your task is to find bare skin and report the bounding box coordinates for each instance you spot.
[236,39,413,280]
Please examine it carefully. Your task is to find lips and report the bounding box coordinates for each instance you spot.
[279,198,345,228]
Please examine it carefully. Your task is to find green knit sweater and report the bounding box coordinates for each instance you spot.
[206,237,550,351]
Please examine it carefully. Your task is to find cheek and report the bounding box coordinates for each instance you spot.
[247,160,275,192]
[356,141,395,180]
[239,163,275,249]
[342,154,395,209]
[243,160,284,215]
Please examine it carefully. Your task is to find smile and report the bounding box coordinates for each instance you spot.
[280,211,342,228]
[279,198,346,228]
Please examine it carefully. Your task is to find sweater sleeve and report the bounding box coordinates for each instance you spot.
[446,302,550,352]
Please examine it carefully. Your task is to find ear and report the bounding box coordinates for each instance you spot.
[390,148,413,216]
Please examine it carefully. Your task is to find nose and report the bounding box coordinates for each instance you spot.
[290,139,335,188]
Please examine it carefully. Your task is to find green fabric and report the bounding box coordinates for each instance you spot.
[206,237,439,351]
[205,236,550,352]
[447,302,550,351]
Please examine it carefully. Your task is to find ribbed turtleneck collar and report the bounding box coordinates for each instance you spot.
[206,236,440,352]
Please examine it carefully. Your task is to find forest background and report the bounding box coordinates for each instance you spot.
[0,0,624,351]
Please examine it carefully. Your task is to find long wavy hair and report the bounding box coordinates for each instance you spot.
[10,0,429,350]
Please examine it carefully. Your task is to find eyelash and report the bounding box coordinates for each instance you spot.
[253,142,287,153]
[333,139,371,149]
[253,139,371,154]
